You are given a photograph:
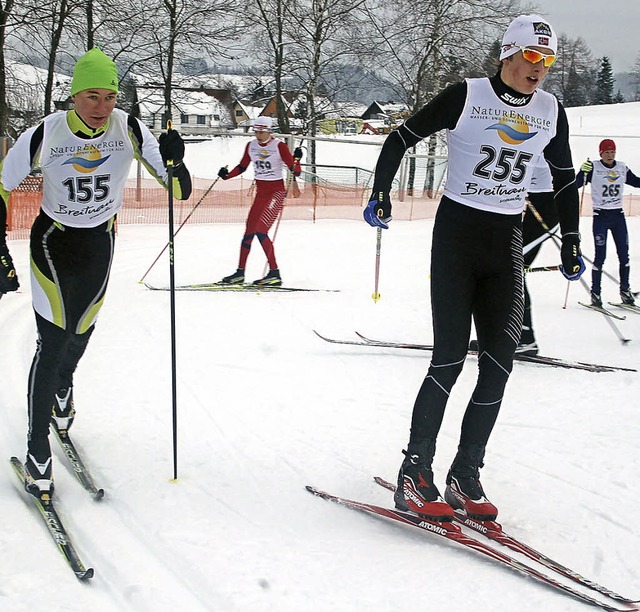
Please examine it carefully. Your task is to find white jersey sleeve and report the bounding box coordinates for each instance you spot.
[0,124,43,191]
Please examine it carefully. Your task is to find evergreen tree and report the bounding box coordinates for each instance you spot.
[593,56,615,104]
[563,65,590,107]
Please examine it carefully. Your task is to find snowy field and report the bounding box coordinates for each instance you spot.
[1,216,639,612]
[1,101,639,611]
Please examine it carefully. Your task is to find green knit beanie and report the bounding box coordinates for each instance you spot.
[70,48,119,96]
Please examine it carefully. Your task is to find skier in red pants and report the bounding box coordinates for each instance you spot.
[218,116,301,286]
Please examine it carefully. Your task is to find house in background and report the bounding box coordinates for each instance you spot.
[136,84,235,134]
[318,101,367,135]
[5,61,412,141]
[259,91,346,134]
[360,100,409,134]
[5,62,71,136]
[231,99,264,130]
[260,92,296,115]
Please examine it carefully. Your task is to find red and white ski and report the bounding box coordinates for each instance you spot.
[307,484,637,611]
[374,476,638,606]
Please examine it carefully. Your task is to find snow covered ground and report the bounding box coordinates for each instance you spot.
[1,217,639,612]
[1,102,639,611]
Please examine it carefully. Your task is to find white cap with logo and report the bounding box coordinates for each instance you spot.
[500,15,558,61]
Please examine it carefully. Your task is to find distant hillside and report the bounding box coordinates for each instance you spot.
[180,60,400,105]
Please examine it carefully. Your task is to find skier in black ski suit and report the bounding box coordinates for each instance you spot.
[363,15,584,521]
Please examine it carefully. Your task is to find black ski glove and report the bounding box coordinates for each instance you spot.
[218,167,229,180]
[158,130,185,166]
[0,243,19,293]
[560,233,585,280]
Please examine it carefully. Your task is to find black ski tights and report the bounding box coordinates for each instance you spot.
[27,313,94,455]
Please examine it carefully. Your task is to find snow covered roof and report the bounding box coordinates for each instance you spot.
[234,100,262,120]
[6,61,71,106]
[136,86,229,117]
[333,101,368,117]
[375,101,408,114]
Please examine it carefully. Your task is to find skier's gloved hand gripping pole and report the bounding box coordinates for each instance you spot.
[525,199,585,281]
[363,191,392,229]
[527,200,630,345]
[0,242,19,295]
[290,145,303,199]
[364,191,392,302]
[0,185,20,294]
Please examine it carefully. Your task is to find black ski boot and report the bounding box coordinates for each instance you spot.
[445,444,498,521]
[25,439,54,500]
[51,387,75,435]
[221,268,245,284]
[252,269,282,286]
[620,289,635,305]
[394,440,454,521]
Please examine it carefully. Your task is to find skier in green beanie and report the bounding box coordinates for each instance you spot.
[0,47,191,500]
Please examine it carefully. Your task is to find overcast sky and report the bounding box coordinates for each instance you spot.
[535,0,640,73]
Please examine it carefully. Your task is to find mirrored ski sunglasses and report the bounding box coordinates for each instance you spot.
[517,46,557,67]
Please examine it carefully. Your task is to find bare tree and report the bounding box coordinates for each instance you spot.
[285,0,369,163]
[244,0,293,132]
[359,0,523,193]
[0,0,16,134]
[143,0,242,129]
[543,34,594,104]
[14,0,85,116]
[363,0,524,112]
[70,0,159,64]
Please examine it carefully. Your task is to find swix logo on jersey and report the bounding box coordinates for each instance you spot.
[500,92,529,106]
[62,145,110,174]
[486,114,537,144]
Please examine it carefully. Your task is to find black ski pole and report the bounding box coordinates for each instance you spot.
[526,201,630,345]
[166,121,179,480]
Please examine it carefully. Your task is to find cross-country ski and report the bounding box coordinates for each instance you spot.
[313,330,636,373]
[9,458,94,581]
[579,302,627,320]
[306,484,635,611]
[144,281,338,293]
